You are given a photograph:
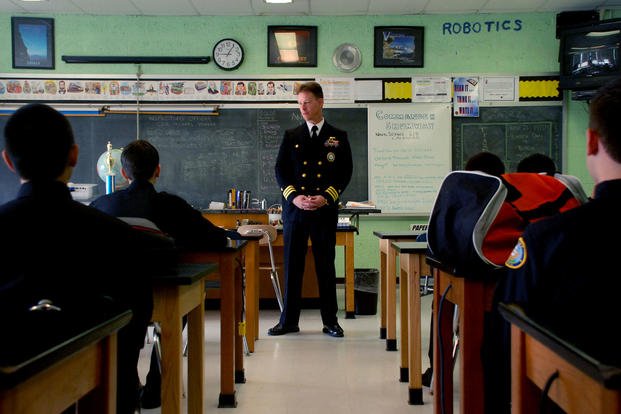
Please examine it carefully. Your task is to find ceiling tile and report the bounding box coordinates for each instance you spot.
[368,0,428,14]
[423,0,488,14]
[0,0,620,16]
[69,0,141,15]
[481,0,548,13]
[131,0,198,15]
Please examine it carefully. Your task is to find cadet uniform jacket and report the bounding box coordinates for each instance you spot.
[275,121,353,219]
[90,179,227,250]
[500,178,621,366]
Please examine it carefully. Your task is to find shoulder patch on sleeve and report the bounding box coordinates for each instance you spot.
[505,237,527,269]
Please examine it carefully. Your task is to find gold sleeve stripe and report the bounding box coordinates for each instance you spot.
[282,185,296,199]
[326,186,339,201]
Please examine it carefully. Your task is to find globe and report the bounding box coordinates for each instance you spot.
[96,145,128,190]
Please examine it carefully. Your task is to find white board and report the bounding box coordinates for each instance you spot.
[368,103,452,214]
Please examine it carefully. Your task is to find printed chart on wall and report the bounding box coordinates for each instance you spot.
[368,103,452,214]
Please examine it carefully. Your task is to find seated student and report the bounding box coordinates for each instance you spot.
[516,152,557,175]
[419,151,506,387]
[464,150,506,177]
[426,152,584,412]
[0,103,176,414]
[500,77,621,379]
[90,139,230,408]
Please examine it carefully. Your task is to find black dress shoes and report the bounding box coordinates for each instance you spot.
[267,323,300,336]
[322,323,344,337]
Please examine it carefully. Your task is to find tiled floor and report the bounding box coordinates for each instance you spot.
[139,287,460,413]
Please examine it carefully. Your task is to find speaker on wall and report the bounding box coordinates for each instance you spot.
[556,10,600,38]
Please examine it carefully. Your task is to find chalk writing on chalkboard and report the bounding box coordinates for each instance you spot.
[452,105,562,172]
[0,108,369,208]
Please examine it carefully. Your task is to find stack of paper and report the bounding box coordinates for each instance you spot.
[345,201,376,208]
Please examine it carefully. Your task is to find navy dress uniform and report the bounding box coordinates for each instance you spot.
[275,120,353,329]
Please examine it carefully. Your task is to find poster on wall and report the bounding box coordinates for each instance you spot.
[0,77,304,102]
[453,77,480,117]
[411,76,452,102]
[368,103,452,214]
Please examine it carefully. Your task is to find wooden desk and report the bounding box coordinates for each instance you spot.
[152,262,218,414]
[0,300,131,414]
[203,209,268,228]
[236,225,358,347]
[392,241,428,405]
[428,257,499,414]
[207,210,358,338]
[268,225,357,315]
[179,240,247,408]
[373,231,425,350]
[499,303,621,414]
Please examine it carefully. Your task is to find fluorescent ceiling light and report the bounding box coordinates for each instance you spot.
[103,104,219,115]
[20,0,49,2]
[265,0,293,3]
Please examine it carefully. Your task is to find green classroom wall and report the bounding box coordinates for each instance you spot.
[0,11,613,270]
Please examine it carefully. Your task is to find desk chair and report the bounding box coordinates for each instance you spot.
[237,224,284,311]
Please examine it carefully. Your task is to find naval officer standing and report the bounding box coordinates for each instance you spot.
[269,81,353,338]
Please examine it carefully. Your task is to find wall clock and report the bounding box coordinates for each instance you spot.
[213,38,244,70]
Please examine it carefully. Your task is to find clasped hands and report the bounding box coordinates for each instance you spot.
[293,194,328,211]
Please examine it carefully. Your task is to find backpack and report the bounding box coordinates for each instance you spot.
[427,171,584,275]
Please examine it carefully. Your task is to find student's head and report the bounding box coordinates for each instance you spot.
[267,81,275,92]
[464,151,505,177]
[3,103,77,182]
[297,81,324,124]
[121,139,160,182]
[588,77,621,165]
[517,153,557,176]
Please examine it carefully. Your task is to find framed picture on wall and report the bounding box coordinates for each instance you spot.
[374,26,424,68]
[11,17,55,69]
[268,25,317,67]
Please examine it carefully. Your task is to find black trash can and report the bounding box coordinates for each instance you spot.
[354,268,379,315]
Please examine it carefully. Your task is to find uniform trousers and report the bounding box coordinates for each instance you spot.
[280,209,339,327]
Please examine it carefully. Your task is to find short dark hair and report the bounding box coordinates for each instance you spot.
[297,81,323,99]
[121,139,159,181]
[589,77,621,163]
[3,103,74,180]
[464,151,505,177]
[517,153,557,175]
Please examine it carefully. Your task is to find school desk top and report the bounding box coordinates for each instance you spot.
[0,297,131,389]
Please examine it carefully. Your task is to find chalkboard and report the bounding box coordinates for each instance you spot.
[452,105,563,173]
[0,104,564,213]
[0,107,368,208]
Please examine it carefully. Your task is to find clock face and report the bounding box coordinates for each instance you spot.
[213,39,244,70]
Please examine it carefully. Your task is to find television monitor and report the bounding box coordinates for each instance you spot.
[559,18,621,95]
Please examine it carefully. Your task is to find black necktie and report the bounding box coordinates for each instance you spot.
[311,125,318,139]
